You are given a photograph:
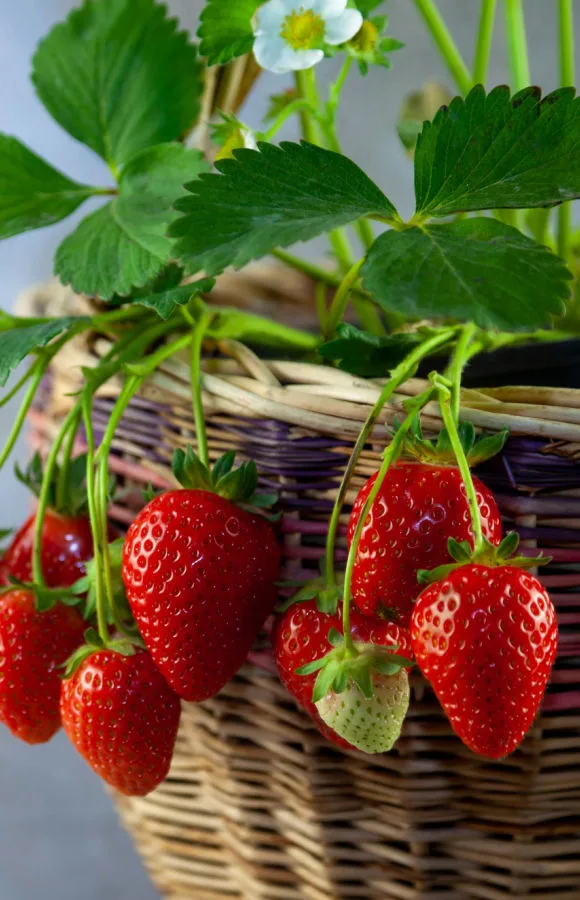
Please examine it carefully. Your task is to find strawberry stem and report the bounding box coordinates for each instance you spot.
[189,309,212,469]
[324,328,457,595]
[81,392,109,644]
[446,323,481,423]
[341,385,437,656]
[435,375,485,554]
[56,406,82,513]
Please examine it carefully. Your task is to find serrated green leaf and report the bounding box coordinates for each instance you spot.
[415,85,580,217]
[198,0,261,66]
[362,219,571,332]
[135,278,215,320]
[32,0,201,168]
[319,323,423,377]
[55,144,208,299]
[171,141,398,277]
[0,135,96,239]
[0,318,87,387]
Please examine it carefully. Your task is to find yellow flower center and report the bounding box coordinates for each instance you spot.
[280,7,325,50]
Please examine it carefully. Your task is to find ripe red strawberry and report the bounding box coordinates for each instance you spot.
[61,648,181,796]
[411,565,558,758]
[1,452,105,589]
[348,461,502,624]
[0,509,95,588]
[273,599,412,748]
[122,450,280,702]
[0,589,85,744]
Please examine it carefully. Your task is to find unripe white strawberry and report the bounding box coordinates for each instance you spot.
[315,668,410,753]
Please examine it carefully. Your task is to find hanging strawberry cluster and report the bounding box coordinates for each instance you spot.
[0,0,575,796]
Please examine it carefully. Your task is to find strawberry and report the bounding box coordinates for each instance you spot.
[348,460,502,624]
[0,509,95,588]
[60,647,181,796]
[0,589,85,744]
[273,599,412,748]
[1,453,104,589]
[316,668,410,753]
[122,448,281,702]
[411,564,558,758]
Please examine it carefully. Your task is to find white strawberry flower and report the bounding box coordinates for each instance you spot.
[254,0,363,74]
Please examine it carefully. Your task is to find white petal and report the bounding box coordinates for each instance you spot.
[324,8,363,44]
[254,33,323,73]
[254,0,290,35]
[287,48,325,70]
[309,0,348,16]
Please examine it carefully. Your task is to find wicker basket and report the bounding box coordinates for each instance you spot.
[24,272,580,900]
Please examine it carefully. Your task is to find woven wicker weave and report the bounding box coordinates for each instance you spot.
[25,272,580,900]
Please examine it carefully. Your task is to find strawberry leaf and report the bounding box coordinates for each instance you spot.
[318,324,424,377]
[415,85,580,217]
[134,278,215,320]
[312,659,341,704]
[362,220,571,331]
[55,144,208,299]
[198,0,262,66]
[32,0,202,167]
[171,141,398,277]
[0,135,97,240]
[0,317,89,388]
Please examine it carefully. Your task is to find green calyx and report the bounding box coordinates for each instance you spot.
[297,629,413,704]
[62,627,141,679]
[71,538,132,625]
[398,416,509,467]
[277,556,342,615]
[0,575,80,613]
[417,532,551,586]
[172,446,278,510]
[15,451,93,517]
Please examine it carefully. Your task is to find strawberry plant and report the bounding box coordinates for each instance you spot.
[0,0,576,794]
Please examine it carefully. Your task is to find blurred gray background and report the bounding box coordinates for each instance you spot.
[0,1,574,898]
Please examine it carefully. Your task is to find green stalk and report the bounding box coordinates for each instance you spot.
[190,312,212,468]
[324,328,457,592]
[262,98,312,141]
[411,0,473,94]
[473,0,497,84]
[55,408,82,512]
[341,386,436,655]
[324,258,365,338]
[32,403,81,586]
[436,378,485,553]
[82,393,108,644]
[446,323,480,423]
[557,0,575,261]
[503,0,530,90]
[0,361,47,473]
[0,359,38,410]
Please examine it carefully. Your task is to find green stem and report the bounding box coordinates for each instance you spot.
[55,408,82,512]
[503,0,530,90]
[325,258,365,338]
[190,312,212,468]
[262,98,312,141]
[327,56,353,132]
[294,70,321,144]
[0,361,46,473]
[557,0,575,262]
[446,323,480,423]
[412,0,473,94]
[0,359,38,410]
[32,403,81,586]
[82,393,108,644]
[341,386,436,655]
[356,218,375,252]
[436,379,485,553]
[473,0,497,84]
[329,230,356,277]
[96,375,142,634]
[273,249,341,284]
[324,328,457,591]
